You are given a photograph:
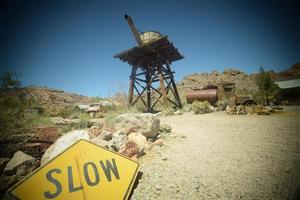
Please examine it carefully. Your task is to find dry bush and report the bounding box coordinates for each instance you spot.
[192,101,213,114]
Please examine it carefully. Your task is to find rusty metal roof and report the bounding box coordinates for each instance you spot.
[113,36,184,67]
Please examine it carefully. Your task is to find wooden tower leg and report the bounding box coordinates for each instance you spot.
[128,66,137,106]
[165,59,182,108]
[158,65,168,104]
[145,66,152,112]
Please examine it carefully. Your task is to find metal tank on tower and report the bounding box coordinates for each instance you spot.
[114,14,183,112]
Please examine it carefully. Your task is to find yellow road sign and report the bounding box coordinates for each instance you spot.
[6,139,139,200]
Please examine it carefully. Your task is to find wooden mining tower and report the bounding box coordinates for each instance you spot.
[114,14,183,112]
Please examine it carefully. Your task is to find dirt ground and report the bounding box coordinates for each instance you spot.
[131,106,300,200]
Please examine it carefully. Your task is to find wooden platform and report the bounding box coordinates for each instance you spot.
[113,36,184,67]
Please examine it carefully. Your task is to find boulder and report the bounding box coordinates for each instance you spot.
[91,138,113,150]
[112,130,128,150]
[128,132,148,151]
[115,113,160,138]
[4,151,38,176]
[41,130,89,165]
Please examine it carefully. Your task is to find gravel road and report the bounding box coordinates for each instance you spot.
[131,107,300,200]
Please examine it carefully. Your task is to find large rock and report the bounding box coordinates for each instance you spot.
[112,130,128,150]
[115,113,160,138]
[128,132,148,151]
[41,130,89,165]
[4,151,38,176]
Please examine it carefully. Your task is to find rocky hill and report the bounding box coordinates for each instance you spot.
[177,63,300,95]
[3,86,96,116]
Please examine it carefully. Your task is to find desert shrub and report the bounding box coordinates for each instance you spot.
[0,95,33,139]
[78,114,89,129]
[192,101,213,114]
[215,99,229,111]
[95,112,104,118]
[182,104,192,112]
[30,112,53,127]
[104,114,118,128]
[255,66,280,105]
[0,71,35,139]
[57,106,78,118]
[61,113,90,133]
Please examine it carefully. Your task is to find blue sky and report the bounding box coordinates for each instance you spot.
[1,0,299,97]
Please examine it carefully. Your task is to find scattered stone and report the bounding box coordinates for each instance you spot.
[236,105,245,115]
[97,129,113,141]
[88,125,102,138]
[91,138,113,150]
[118,141,140,158]
[160,124,172,133]
[155,185,161,191]
[88,118,104,128]
[173,109,184,115]
[49,117,63,124]
[155,112,166,117]
[54,118,80,125]
[162,156,168,161]
[128,132,148,151]
[41,130,89,165]
[226,105,236,115]
[115,113,160,138]
[112,130,128,150]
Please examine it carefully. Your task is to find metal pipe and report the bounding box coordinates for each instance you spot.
[124,14,143,45]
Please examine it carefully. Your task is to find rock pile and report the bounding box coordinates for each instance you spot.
[225,105,276,115]
[0,113,171,197]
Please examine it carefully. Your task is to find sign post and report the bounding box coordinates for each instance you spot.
[6,140,139,200]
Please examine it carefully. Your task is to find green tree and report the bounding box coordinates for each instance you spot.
[256,66,279,105]
[0,70,21,89]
